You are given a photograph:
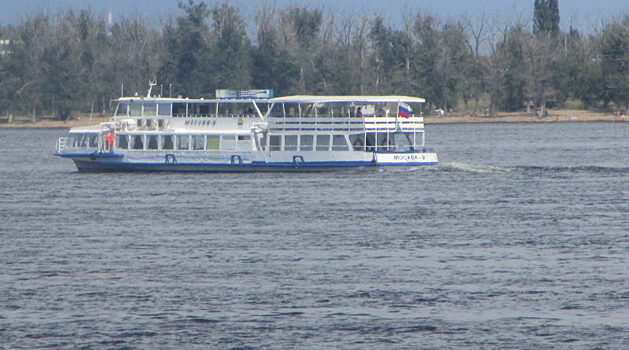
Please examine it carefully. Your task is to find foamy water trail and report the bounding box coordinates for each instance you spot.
[439,161,512,174]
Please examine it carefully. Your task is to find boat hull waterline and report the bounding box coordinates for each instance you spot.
[63,152,438,172]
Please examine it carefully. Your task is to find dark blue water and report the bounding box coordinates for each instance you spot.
[1,122,627,349]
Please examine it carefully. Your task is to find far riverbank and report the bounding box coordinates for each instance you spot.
[0,109,626,128]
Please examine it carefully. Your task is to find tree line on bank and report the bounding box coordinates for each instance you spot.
[0,0,627,121]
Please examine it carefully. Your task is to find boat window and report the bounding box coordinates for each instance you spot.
[259,134,267,151]
[191,135,204,150]
[68,135,78,147]
[143,103,157,116]
[284,103,299,118]
[316,135,330,151]
[299,135,314,151]
[188,103,200,117]
[177,135,189,150]
[284,135,298,151]
[130,103,142,116]
[132,135,144,150]
[80,134,90,147]
[269,135,281,151]
[237,135,250,141]
[160,135,174,150]
[147,135,159,150]
[300,104,317,118]
[327,103,351,118]
[349,134,364,151]
[158,103,171,116]
[116,103,129,117]
[88,134,98,148]
[269,103,284,117]
[332,135,349,151]
[199,104,210,116]
[117,135,129,149]
[173,103,186,117]
[206,135,220,150]
[217,103,243,117]
[315,105,331,118]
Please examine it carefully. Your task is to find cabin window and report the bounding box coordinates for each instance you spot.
[88,134,98,148]
[269,135,281,151]
[188,104,199,116]
[161,135,174,150]
[316,106,331,118]
[143,103,157,116]
[206,135,220,150]
[285,103,299,117]
[80,135,89,147]
[117,135,129,149]
[130,104,142,116]
[284,135,298,151]
[177,135,189,150]
[147,135,159,150]
[199,104,210,116]
[299,135,314,151]
[237,135,250,141]
[69,135,78,147]
[158,103,171,116]
[259,135,267,151]
[332,135,349,151]
[191,135,204,150]
[316,135,330,151]
[172,103,186,117]
[131,135,144,150]
[116,103,129,116]
[349,134,364,151]
[300,103,316,118]
[269,103,284,118]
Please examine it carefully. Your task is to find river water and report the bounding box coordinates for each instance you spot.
[0,122,627,349]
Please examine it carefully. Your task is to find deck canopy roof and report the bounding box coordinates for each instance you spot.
[269,95,426,104]
[116,97,271,104]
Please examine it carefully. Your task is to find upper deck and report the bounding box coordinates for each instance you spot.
[264,95,426,133]
[113,96,271,120]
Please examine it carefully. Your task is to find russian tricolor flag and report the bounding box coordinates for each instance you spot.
[398,103,412,118]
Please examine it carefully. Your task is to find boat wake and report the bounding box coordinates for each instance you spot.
[436,162,628,175]
[514,165,629,174]
[438,162,512,174]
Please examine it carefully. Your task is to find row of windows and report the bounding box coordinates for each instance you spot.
[265,134,350,152]
[263,132,425,152]
[116,102,269,117]
[68,134,98,148]
[115,134,250,151]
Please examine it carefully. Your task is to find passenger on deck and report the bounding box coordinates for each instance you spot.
[105,131,114,151]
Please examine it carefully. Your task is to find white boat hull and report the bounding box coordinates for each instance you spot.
[60,150,438,172]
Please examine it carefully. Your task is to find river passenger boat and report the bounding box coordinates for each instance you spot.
[55,88,438,172]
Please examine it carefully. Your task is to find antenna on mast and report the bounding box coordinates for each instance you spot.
[147,79,157,98]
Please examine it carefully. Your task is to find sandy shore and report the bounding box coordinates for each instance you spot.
[0,109,626,128]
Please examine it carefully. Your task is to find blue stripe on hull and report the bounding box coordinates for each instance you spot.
[71,159,437,173]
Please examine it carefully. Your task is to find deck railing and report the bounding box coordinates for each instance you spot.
[56,137,69,154]
[268,116,425,132]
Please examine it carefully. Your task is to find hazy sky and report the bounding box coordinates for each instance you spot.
[1,0,627,30]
